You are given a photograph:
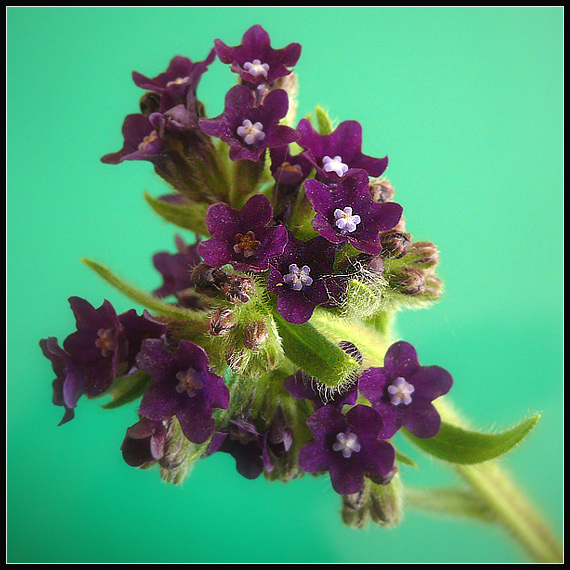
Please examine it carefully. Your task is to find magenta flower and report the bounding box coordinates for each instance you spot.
[267,233,347,324]
[214,24,301,86]
[358,341,454,439]
[304,170,403,255]
[298,405,395,495]
[198,85,299,162]
[136,339,230,444]
[296,118,389,182]
[197,194,288,272]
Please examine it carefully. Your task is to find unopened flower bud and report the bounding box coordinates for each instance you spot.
[341,486,371,529]
[409,241,439,268]
[243,320,269,351]
[225,346,246,371]
[369,178,395,203]
[222,274,254,304]
[391,266,426,296]
[208,308,236,336]
[368,471,404,527]
[380,230,412,259]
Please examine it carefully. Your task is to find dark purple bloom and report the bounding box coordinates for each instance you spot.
[296,118,388,182]
[358,341,453,439]
[100,113,165,165]
[214,24,301,86]
[298,405,395,495]
[267,233,348,324]
[198,85,299,162]
[136,339,230,444]
[270,144,314,191]
[304,170,403,255]
[153,234,202,298]
[197,194,288,272]
[132,51,216,103]
[121,417,171,467]
[39,337,84,425]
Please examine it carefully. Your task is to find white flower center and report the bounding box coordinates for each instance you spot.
[387,376,415,406]
[334,206,361,233]
[243,59,270,78]
[237,119,266,145]
[322,155,348,177]
[283,263,313,291]
[166,76,190,87]
[333,431,361,458]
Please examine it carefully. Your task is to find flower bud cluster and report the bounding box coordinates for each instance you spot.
[39,25,453,529]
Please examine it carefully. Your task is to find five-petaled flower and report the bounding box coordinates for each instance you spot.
[214,24,301,86]
[136,339,230,444]
[298,404,396,495]
[198,193,288,272]
[296,118,389,182]
[305,170,403,255]
[198,84,299,162]
[358,341,453,439]
[267,233,347,324]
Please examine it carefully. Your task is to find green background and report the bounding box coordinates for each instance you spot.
[7,7,563,563]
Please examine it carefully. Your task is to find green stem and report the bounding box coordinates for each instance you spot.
[313,311,562,563]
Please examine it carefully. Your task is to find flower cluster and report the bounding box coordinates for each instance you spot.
[40,25,453,525]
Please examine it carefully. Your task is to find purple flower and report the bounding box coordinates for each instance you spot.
[197,194,288,272]
[296,118,388,182]
[121,417,171,467]
[298,405,395,495]
[136,339,230,444]
[153,234,202,298]
[132,51,216,103]
[358,341,454,439]
[270,144,314,191]
[267,233,347,324]
[198,85,299,162]
[304,170,403,255]
[101,113,165,165]
[39,337,84,425]
[214,25,301,86]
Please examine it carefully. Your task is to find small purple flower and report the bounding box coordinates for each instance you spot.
[153,234,202,298]
[136,339,230,444]
[296,118,389,182]
[198,85,299,162]
[304,170,403,255]
[121,417,171,467]
[132,51,216,103]
[358,341,454,439]
[214,25,301,86]
[197,194,288,272]
[267,233,348,324]
[100,113,165,165]
[270,144,314,192]
[298,405,395,495]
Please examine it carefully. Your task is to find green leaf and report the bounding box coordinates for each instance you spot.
[404,414,541,465]
[315,105,334,135]
[102,371,152,409]
[270,302,361,391]
[144,191,210,236]
[395,450,418,468]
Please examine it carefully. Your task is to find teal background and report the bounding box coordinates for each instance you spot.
[7,7,563,563]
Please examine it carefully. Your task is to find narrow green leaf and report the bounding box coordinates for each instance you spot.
[395,450,418,468]
[404,414,541,465]
[315,105,334,135]
[271,303,360,391]
[81,258,205,321]
[144,191,210,236]
[102,371,151,409]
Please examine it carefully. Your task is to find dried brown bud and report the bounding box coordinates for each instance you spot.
[189,263,230,295]
[208,308,236,336]
[139,91,162,116]
[369,178,395,203]
[379,230,412,259]
[243,320,269,351]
